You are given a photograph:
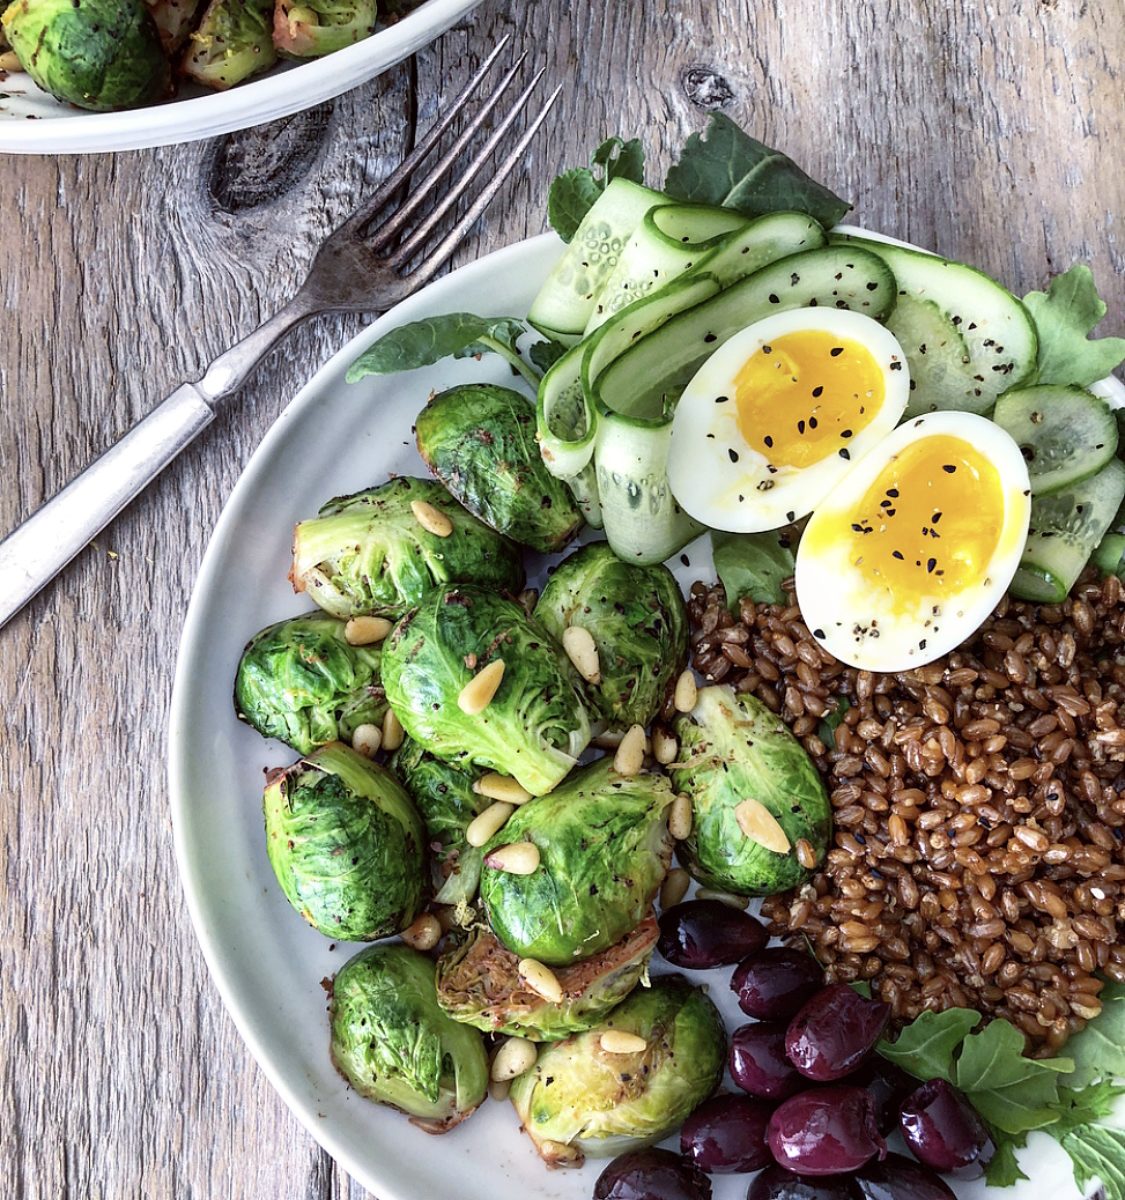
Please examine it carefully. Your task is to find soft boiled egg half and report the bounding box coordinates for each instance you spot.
[796,411,1032,671]
[668,308,911,531]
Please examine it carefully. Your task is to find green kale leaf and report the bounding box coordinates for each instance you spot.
[547,136,646,242]
[347,313,529,380]
[1023,264,1125,387]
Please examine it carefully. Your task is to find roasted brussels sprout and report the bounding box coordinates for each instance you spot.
[181,0,276,88]
[435,918,659,1041]
[273,0,375,56]
[234,612,386,755]
[509,975,726,1166]
[263,743,425,940]
[330,943,489,1132]
[672,686,830,895]
[2,0,170,111]
[416,383,584,554]
[144,0,204,51]
[480,757,674,965]
[392,737,489,908]
[381,585,591,796]
[291,477,524,620]
[534,542,688,728]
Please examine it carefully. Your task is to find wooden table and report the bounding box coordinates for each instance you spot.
[2,1,1121,1195]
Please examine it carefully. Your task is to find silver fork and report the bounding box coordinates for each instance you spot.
[0,39,560,631]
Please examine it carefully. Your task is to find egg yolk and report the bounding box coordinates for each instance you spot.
[814,434,1005,609]
[734,331,886,468]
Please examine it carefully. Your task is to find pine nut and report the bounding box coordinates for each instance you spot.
[734,797,792,854]
[652,727,678,765]
[599,1030,647,1054]
[488,1077,511,1102]
[518,957,563,1003]
[344,615,392,645]
[486,841,540,874]
[473,773,532,805]
[351,723,382,758]
[562,625,601,684]
[458,659,505,714]
[673,670,698,713]
[669,794,693,841]
[491,1037,538,1081]
[410,499,453,537]
[540,1140,582,1167]
[381,709,404,752]
[400,913,441,951]
[613,724,646,776]
[660,867,691,909]
[696,888,750,909]
[466,802,515,848]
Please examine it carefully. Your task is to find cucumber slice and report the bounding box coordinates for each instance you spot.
[831,234,1038,417]
[1010,457,1125,602]
[1093,532,1125,578]
[528,178,669,341]
[689,212,825,288]
[992,385,1119,495]
[536,344,599,479]
[591,245,898,422]
[585,203,749,333]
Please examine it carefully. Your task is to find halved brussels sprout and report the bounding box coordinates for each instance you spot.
[263,743,425,940]
[291,477,524,620]
[234,612,386,755]
[435,918,659,1041]
[672,686,830,895]
[273,0,375,56]
[416,383,584,554]
[393,737,489,908]
[181,0,276,88]
[534,542,688,728]
[509,975,726,1166]
[480,757,674,965]
[381,585,591,796]
[330,943,488,1133]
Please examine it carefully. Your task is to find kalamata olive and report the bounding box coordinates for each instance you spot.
[850,1058,917,1135]
[729,1023,805,1100]
[852,1151,957,1199]
[899,1078,994,1178]
[785,984,890,1080]
[767,1085,886,1175]
[679,1093,772,1173]
[593,1147,712,1200]
[657,900,767,969]
[731,947,823,1020]
[746,1163,855,1200]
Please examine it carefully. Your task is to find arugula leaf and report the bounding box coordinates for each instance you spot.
[547,137,646,242]
[985,1129,1029,1188]
[528,337,569,375]
[849,980,873,999]
[347,314,531,381]
[665,113,850,228]
[1063,981,1125,1089]
[452,318,528,361]
[1023,264,1125,386]
[1054,1081,1125,1129]
[877,1007,980,1083]
[711,529,795,608]
[1059,1125,1125,1200]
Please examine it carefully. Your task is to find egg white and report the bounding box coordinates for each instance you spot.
[668,308,911,532]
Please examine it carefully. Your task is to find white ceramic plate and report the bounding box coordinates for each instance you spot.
[170,231,1119,1200]
[0,0,481,155]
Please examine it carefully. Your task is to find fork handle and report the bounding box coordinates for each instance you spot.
[0,384,215,629]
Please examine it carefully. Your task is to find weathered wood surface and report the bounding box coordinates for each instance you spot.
[0,1,1121,1196]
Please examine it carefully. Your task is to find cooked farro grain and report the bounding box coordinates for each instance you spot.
[686,572,1125,1052]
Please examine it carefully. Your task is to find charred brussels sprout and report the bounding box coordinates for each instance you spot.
[480,757,674,965]
[330,943,488,1132]
[143,0,204,51]
[263,743,425,940]
[291,477,524,620]
[534,543,688,728]
[416,384,584,554]
[234,612,386,755]
[181,0,276,88]
[672,686,830,895]
[435,919,659,1041]
[509,975,726,1166]
[393,737,489,908]
[3,0,170,111]
[381,585,591,796]
[273,0,376,56]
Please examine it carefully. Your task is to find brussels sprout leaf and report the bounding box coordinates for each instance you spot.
[665,114,850,227]
[877,1007,980,1083]
[1023,265,1125,387]
[548,136,646,242]
[1063,981,1125,1088]
[711,529,795,608]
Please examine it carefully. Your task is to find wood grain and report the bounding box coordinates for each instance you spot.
[0,1,1121,1197]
